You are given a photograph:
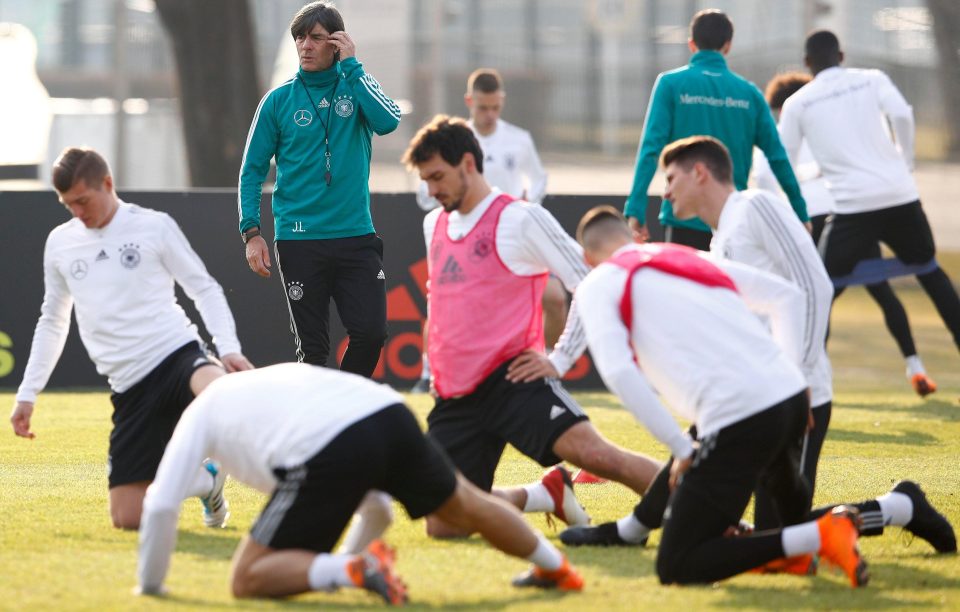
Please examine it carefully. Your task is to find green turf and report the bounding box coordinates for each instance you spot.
[2,258,960,610]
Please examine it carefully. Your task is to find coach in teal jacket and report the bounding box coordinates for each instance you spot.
[625,9,807,249]
[238,2,400,376]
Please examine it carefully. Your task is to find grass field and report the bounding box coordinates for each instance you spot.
[3,258,960,610]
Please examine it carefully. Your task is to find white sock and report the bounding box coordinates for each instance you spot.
[307,553,357,591]
[420,354,431,379]
[616,514,651,544]
[186,464,214,499]
[337,491,394,554]
[522,483,555,513]
[781,522,821,557]
[905,355,925,378]
[526,534,563,571]
[877,491,913,526]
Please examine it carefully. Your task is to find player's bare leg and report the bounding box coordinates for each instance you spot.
[552,421,661,493]
[428,475,584,590]
[190,364,226,395]
[109,481,150,529]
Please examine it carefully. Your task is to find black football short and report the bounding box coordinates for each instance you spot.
[250,403,458,552]
[427,360,589,492]
[820,200,936,278]
[107,342,215,487]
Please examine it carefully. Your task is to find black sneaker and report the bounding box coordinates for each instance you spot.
[559,521,646,547]
[893,480,957,553]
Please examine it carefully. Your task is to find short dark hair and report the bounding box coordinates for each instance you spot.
[290,1,344,40]
[690,9,733,51]
[403,115,485,174]
[764,71,812,111]
[661,136,733,184]
[576,205,630,249]
[805,30,841,72]
[467,68,503,95]
[52,147,110,193]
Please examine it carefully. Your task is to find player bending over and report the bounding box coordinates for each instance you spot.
[136,364,584,604]
[562,206,867,587]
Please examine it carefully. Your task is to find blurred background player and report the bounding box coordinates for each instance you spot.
[404,115,662,537]
[623,9,808,249]
[136,364,583,603]
[10,147,253,530]
[756,71,936,397]
[412,68,562,393]
[779,31,960,379]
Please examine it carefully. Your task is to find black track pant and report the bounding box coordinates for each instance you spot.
[275,235,387,377]
[643,393,810,584]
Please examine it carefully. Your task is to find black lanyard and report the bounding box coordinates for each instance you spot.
[298,73,339,186]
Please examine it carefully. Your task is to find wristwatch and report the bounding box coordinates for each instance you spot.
[241,227,261,244]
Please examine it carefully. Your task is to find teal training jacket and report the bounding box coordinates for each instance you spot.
[238,58,401,240]
[624,51,807,232]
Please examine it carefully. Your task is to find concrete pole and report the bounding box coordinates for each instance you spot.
[112,0,128,182]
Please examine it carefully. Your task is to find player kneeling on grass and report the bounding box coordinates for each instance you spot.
[10,146,252,530]
[562,138,956,560]
[565,207,868,587]
[136,363,583,604]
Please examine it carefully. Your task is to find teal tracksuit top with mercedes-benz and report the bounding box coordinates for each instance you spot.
[238,57,401,240]
[624,51,807,232]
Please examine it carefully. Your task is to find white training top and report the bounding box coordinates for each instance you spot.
[778,66,918,213]
[753,142,835,218]
[416,118,548,210]
[711,190,834,406]
[575,244,807,459]
[138,363,404,592]
[423,189,588,374]
[16,202,242,401]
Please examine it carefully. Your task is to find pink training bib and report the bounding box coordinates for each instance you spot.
[609,243,738,332]
[428,194,547,398]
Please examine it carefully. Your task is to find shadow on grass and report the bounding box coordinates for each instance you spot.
[175,528,242,558]
[825,428,938,446]
[838,399,959,422]
[565,545,658,579]
[711,560,960,609]
[162,590,578,610]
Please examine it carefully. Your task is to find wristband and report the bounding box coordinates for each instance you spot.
[241,227,261,244]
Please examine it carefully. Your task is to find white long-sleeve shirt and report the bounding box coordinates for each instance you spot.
[138,363,404,592]
[778,66,918,213]
[16,202,242,400]
[710,190,834,406]
[416,119,548,210]
[575,245,807,459]
[753,142,835,218]
[423,189,588,374]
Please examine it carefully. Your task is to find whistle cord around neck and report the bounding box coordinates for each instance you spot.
[298,74,340,186]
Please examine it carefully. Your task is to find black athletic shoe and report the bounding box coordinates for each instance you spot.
[559,521,646,547]
[893,480,957,553]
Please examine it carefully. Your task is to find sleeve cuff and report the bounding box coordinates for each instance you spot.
[15,390,37,404]
[668,431,695,461]
[215,340,242,358]
[547,352,573,378]
[339,57,362,80]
